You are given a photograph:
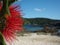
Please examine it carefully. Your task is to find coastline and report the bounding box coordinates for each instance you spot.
[10,33,60,45]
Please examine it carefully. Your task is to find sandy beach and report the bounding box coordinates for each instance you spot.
[6,33,60,45]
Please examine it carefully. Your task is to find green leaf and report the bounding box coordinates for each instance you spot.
[0,0,17,17]
[0,0,10,16]
[0,32,6,45]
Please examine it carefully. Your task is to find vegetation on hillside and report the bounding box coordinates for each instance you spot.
[24,18,60,26]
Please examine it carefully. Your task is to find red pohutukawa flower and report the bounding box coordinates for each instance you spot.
[0,4,23,43]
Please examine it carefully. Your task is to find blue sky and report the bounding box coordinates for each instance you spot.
[17,0,60,20]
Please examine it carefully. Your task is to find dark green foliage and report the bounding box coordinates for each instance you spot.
[0,17,6,31]
[0,0,17,45]
[0,32,6,45]
[0,0,17,17]
[24,18,60,26]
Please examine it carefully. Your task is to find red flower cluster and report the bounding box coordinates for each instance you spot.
[0,3,23,43]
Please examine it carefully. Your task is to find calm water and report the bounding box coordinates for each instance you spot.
[24,25,44,31]
[24,25,60,36]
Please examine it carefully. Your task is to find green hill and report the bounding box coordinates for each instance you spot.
[24,18,60,26]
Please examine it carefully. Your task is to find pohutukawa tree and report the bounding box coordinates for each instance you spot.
[0,0,23,45]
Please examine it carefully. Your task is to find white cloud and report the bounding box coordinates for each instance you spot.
[34,8,46,12]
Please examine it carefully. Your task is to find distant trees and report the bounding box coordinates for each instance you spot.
[24,18,60,26]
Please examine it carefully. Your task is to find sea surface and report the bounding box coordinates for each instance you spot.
[24,25,44,31]
[24,25,60,36]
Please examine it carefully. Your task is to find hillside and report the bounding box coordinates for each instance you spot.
[24,18,60,26]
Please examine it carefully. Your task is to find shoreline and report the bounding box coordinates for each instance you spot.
[10,33,60,45]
